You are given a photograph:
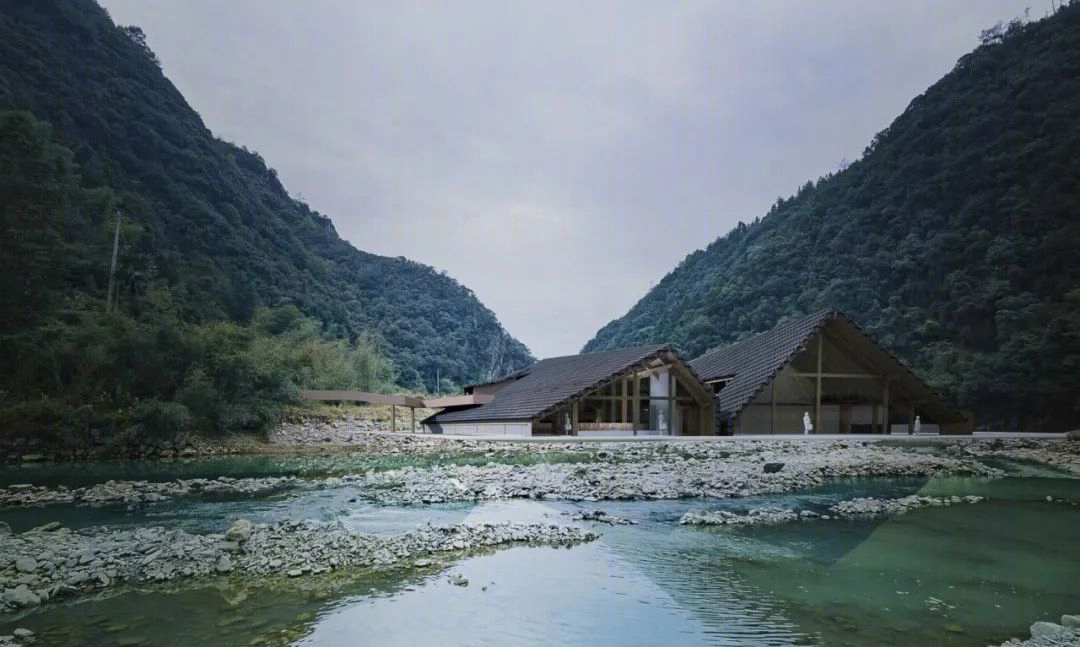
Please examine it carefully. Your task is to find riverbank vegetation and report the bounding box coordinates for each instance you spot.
[0,1,532,445]
[0,1,536,446]
[1,109,395,446]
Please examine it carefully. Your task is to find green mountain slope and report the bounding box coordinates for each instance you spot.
[0,0,532,395]
[584,7,1080,430]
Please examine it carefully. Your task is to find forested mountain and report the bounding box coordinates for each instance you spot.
[0,1,531,400]
[585,5,1080,431]
[0,1,532,441]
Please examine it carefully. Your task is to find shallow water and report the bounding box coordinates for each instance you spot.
[1,460,1078,645]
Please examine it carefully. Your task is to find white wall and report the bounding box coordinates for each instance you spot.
[648,368,674,434]
[425,422,532,436]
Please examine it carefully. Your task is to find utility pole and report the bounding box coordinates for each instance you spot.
[106,212,121,313]
[436,367,440,396]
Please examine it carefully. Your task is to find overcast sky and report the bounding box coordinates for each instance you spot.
[100,1,1046,358]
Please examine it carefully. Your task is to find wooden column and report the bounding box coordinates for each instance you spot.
[770,378,777,435]
[908,401,915,436]
[571,401,579,436]
[814,335,823,434]
[882,379,890,435]
[668,372,675,436]
[621,376,628,423]
[391,404,396,433]
[411,406,415,433]
[631,374,639,436]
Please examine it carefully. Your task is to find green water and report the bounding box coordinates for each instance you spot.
[1,460,1078,645]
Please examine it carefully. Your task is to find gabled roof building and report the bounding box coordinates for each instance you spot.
[689,310,970,435]
[423,345,715,436]
[421,310,968,437]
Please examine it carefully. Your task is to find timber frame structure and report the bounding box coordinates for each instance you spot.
[423,345,716,437]
[689,310,971,435]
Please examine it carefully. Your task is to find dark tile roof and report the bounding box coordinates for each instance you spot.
[426,345,677,424]
[689,309,963,422]
[689,310,837,420]
[462,368,530,393]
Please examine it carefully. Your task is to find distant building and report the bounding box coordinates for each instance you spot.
[422,346,716,436]
[422,310,969,437]
[689,310,971,435]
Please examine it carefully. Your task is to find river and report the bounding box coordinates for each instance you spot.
[0,455,1077,646]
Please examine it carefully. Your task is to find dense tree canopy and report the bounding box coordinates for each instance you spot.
[0,1,531,402]
[585,5,1080,431]
[0,1,533,441]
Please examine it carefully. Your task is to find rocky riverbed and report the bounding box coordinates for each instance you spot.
[828,494,986,517]
[346,440,1002,505]
[0,439,1007,509]
[0,519,596,614]
[678,494,986,526]
[0,476,299,507]
[680,507,801,526]
[965,437,1080,474]
[994,616,1080,646]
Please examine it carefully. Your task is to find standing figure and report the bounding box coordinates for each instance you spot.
[913,415,921,435]
[803,411,813,435]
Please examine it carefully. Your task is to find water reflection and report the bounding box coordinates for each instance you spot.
[0,475,1076,646]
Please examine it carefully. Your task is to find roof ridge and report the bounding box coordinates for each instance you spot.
[693,309,838,360]
[543,343,672,362]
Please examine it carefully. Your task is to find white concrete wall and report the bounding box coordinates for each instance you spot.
[425,422,532,436]
[648,368,673,434]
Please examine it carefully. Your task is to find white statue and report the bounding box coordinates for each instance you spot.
[913,415,921,435]
[803,411,813,435]
[658,409,667,434]
[564,412,570,435]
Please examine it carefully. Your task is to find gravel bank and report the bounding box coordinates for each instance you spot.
[828,494,985,517]
[993,616,1080,646]
[0,476,299,507]
[965,438,1080,475]
[680,508,800,526]
[679,494,986,526]
[0,520,597,614]
[349,440,1001,505]
[0,439,1005,509]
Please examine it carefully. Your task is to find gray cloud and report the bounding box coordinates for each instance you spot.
[100,0,1047,358]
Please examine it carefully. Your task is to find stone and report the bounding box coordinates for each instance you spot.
[1066,429,1080,442]
[215,555,233,573]
[12,628,32,639]
[286,569,303,577]
[19,455,44,463]
[414,559,432,567]
[1061,615,1080,628]
[1030,621,1066,639]
[2,585,40,607]
[39,522,61,532]
[225,519,253,543]
[447,573,469,587]
[0,523,10,537]
[763,462,785,473]
[14,558,36,574]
